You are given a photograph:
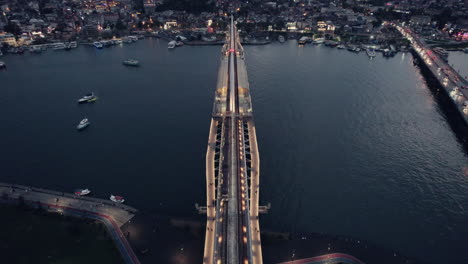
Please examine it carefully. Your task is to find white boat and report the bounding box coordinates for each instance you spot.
[366,48,376,58]
[298,36,308,45]
[30,45,42,53]
[123,59,139,66]
[312,38,325,44]
[76,118,90,130]
[75,188,91,196]
[114,39,123,45]
[128,36,138,42]
[278,35,285,43]
[337,44,345,49]
[110,194,125,203]
[168,40,176,49]
[53,42,66,50]
[93,42,103,49]
[77,92,96,103]
[70,41,78,48]
[0,61,5,69]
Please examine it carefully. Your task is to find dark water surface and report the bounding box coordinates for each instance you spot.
[1,39,467,263]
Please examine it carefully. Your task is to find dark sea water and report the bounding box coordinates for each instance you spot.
[1,39,467,264]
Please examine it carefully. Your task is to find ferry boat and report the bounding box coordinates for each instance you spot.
[298,36,308,45]
[123,59,139,66]
[168,40,176,49]
[93,41,103,49]
[278,35,285,43]
[77,93,96,103]
[110,195,125,203]
[53,42,66,50]
[366,48,376,58]
[76,118,90,130]
[75,188,91,196]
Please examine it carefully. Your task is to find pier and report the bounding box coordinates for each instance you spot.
[395,24,468,125]
[0,182,140,264]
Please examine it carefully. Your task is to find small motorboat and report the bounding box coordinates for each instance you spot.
[93,41,103,49]
[110,194,125,203]
[123,59,139,66]
[77,93,96,103]
[75,188,91,196]
[76,118,90,130]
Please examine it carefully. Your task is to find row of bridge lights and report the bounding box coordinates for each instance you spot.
[239,119,249,264]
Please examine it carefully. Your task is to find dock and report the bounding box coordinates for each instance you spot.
[0,182,140,264]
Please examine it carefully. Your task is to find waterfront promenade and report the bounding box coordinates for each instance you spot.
[0,182,140,264]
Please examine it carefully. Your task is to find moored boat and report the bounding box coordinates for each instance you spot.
[0,61,5,69]
[337,44,345,49]
[110,194,125,203]
[93,41,103,49]
[366,48,376,58]
[168,40,176,49]
[53,42,66,50]
[123,59,139,66]
[76,118,90,130]
[312,38,325,44]
[298,36,308,45]
[278,35,285,43]
[30,45,42,53]
[75,188,91,196]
